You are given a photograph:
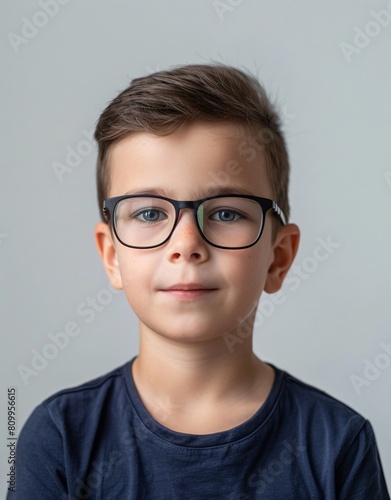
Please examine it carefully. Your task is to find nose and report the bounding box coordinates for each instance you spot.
[166,209,209,262]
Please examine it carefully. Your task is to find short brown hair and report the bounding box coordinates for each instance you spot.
[94,63,291,223]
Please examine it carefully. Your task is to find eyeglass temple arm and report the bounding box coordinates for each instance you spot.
[102,204,109,221]
[272,201,286,226]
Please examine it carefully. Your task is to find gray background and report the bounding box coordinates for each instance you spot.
[1,0,390,495]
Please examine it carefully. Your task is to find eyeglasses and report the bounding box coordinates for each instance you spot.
[102,194,286,250]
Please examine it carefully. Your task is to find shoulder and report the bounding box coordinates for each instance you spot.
[275,366,369,453]
[21,360,132,441]
[13,362,133,497]
[273,367,390,496]
[279,371,377,468]
[45,361,129,412]
[279,366,365,421]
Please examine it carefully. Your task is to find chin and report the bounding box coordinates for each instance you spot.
[152,324,224,344]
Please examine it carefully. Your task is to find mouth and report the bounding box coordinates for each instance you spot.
[160,283,218,300]
[164,283,216,291]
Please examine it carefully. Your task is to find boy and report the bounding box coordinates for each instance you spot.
[10,64,389,499]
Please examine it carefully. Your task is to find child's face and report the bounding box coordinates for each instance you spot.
[95,122,299,343]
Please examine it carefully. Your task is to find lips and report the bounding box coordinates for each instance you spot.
[164,283,216,291]
[160,283,218,300]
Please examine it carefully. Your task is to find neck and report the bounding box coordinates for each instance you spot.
[131,316,275,432]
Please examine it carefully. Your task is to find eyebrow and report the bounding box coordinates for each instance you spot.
[195,186,256,197]
[123,186,257,198]
[124,187,173,197]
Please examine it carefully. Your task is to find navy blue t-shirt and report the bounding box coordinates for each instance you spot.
[8,358,390,499]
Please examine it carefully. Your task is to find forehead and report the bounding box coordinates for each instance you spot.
[108,121,272,199]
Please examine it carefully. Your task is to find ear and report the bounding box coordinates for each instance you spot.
[94,222,123,290]
[264,223,300,293]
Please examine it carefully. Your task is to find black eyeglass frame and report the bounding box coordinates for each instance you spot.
[102,194,286,250]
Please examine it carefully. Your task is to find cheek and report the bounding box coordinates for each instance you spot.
[117,256,150,312]
[116,251,150,290]
[237,251,270,292]
[248,267,266,294]
[218,251,266,288]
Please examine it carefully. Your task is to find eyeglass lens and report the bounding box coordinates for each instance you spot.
[113,196,264,248]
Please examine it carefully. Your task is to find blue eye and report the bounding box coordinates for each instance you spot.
[211,210,242,222]
[134,209,166,223]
